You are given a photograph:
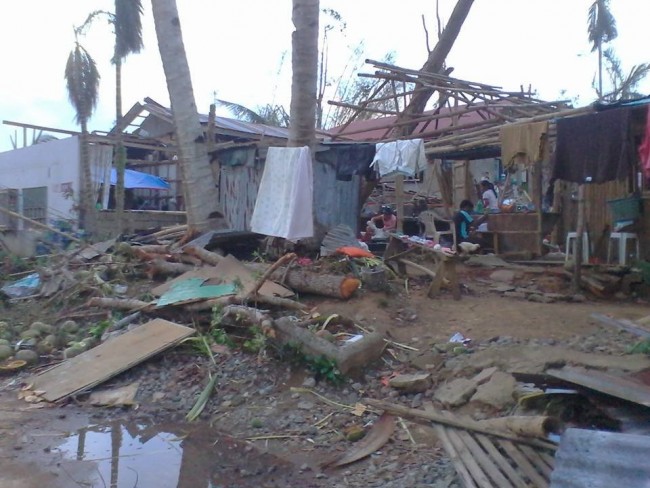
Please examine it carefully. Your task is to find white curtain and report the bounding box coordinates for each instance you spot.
[89,144,114,209]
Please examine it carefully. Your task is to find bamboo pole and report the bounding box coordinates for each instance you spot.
[0,206,83,243]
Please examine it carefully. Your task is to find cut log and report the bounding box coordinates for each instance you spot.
[475,416,563,438]
[147,259,195,279]
[184,246,224,265]
[87,297,154,312]
[245,262,360,299]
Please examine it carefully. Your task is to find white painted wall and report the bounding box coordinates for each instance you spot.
[0,136,80,225]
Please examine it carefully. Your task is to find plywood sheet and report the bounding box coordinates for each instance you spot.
[28,319,194,402]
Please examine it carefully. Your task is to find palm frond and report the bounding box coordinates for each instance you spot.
[587,0,617,52]
[214,99,267,124]
[65,42,101,125]
[114,0,144,62]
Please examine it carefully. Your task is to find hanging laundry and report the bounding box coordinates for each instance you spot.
[639,105,650,181]
[371,139,426,177]
[314,143,376,181]
[250,146,314,240]
[499,121,549,169]
[552,107,633,184]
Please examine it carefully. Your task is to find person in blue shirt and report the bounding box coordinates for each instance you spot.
[453,200,487,250]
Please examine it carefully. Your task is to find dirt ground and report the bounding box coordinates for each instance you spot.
[1,261,649,487]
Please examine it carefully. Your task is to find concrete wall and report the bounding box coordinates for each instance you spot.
[0,136,80,226]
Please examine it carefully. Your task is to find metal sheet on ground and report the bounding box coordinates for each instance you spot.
[27,319,194,402]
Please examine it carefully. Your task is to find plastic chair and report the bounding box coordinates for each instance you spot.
[419,210,456,247]
[565,232,590,263]
[607,232,640,265]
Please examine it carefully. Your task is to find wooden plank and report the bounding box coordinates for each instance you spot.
[435,426,479,488]
[590,312,650,339]
[547,367,650,408]
[444,427,494,488]
[451,429,515,488]
[28,319,194,402]
[519,444,553,479]
[474,435,529,488]
[499,440,548,488]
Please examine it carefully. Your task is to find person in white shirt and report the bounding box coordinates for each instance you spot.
[480,180,499,212]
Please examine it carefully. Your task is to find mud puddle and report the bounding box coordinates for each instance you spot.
[52,420,321,488]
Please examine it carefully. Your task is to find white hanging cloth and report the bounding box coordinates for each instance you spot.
[250,146,314,240]
[371,139,426,177]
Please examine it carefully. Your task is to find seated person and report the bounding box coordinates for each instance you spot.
[365,205,397,240]
[453,199,487,252]
[478,180,499,232]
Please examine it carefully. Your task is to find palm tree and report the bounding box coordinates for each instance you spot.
[113,0,144,232]
[214,99,290,127]
[587,0,618,99]
[288,0,320,148]
[151,0,221,232]
[600,48,650,101]
[65,39,100,229]
[77,2,144,231]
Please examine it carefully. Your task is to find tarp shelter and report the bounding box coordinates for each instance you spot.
[109,168,170,190]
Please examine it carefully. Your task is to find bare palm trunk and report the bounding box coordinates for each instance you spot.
[597,43,603,98]
[115,58,126,231]
[151,0,220,231]
[288,0,319,148]
[79,122,94,231]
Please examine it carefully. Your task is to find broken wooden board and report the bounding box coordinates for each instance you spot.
[547,366,650,408]
[590,312,650,339]
[151,255,293,298]
[76,238,117,261]
[27,319,194,402]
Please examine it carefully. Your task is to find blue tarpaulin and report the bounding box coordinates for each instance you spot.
[109,169,170,190]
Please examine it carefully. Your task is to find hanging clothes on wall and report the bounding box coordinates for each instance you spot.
[552,107,634,184]
[499,121,549,169]
[250,146,314,240]
[314,143,376,181]
[639,105,650,181]
[371,139,426,177]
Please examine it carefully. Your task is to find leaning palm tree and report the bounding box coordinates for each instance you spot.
[587,0,618,99]
[151,0,221,232]
[113,0,144,232]
[65,39,100,230]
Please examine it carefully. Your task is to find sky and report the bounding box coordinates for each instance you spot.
[1,0,649,153]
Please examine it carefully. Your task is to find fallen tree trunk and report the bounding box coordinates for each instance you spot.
[147,259,195,279]
[87,297,154,312]
[245,262,360,299]
[475,416,563,438]
[184,246,223,265]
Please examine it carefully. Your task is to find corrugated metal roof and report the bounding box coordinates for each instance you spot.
[197,114,293,139]
[550,428,650,488]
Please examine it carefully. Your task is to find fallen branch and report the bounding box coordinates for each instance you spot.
[365,399,557,450]
[247,253,297,298]
[87,297,154,312]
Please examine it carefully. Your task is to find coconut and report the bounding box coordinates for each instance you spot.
[15,349,38,365]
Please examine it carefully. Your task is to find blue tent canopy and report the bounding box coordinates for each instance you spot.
[109,169,170,190]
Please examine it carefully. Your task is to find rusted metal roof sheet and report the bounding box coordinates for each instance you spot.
[550,428,650,488]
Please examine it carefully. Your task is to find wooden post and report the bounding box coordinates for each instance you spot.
[396,175,405,233]
[572,184,585,292]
